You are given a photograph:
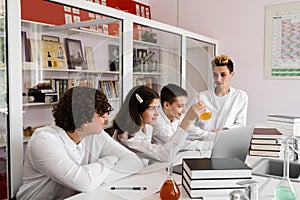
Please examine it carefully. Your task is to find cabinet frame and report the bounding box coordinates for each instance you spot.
[6,0,218,197]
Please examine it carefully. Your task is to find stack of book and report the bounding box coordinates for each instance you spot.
[182,158,252,198]
[266,114,300,136]
[249,128,283,158]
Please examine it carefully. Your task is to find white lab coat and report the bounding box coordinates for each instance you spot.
[16,124,143,200]
[152,108,214,157]
[195,87,248,131]
[113,124,188,164]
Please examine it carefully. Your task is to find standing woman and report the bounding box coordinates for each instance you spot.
[113,85,204,164]
[17,86,143,200]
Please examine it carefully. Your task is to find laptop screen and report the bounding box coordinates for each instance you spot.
[211,125,254,162]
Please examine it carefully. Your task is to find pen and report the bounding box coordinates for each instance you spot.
[110,187,147,190]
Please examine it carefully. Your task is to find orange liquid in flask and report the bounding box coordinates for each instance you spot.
[200,111,212,120]
[160,178,180,200]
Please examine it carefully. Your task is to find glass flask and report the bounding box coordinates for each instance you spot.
[199,108,212,120]
[275,141,296,200]
[194,89,212,121]
[160,142,180,200]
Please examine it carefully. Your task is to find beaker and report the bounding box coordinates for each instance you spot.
[275,141,296,200]
[160,142,180,200]
[194,89,212,120]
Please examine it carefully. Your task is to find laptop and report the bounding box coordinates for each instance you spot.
[172,125,254,174]
[211,125,254,161]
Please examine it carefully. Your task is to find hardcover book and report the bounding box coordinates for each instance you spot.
[249,150,281,157]
[250,144,281,151]
[182,158,252,179]
[251,138,278,144]
[267,114,300,123]
[182,177,245,199]
[182,170,251,189]
[252,128,283,139]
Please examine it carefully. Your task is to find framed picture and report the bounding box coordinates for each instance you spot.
[21,31,31,62]
[84,46,95,71]
[108,44,120,71]
[65,38,84,69]
[41,41,68,69]
[41,35,60,42]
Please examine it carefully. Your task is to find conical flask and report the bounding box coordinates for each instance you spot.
[275,141,296,200]
[160,141,180,200]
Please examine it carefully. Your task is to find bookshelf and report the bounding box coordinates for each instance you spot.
[21,16,123,127]
[3,0,218,196]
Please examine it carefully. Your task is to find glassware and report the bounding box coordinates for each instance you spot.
[160,142,180,200]
[275,140,296,200]
[194,89,212,120]
[199,109,212,120]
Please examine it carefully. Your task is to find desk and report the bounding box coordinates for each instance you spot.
[66,152,300,200]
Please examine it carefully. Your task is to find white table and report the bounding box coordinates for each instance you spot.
[66,152,300,200]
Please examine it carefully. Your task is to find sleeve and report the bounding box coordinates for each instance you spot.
[187,122,217,142]
[232,91,248,128]
[126,127,188,162]
[152,117,172,144]
[28,132,118,192]
[98,133,143,183]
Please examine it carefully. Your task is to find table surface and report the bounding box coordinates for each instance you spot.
[66,152,300,200]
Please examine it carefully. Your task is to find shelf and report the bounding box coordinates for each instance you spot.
[22,19,120,40]
[23,102,57,107]
[133,39,160,47]
[22,62,119,74]
[133,71,161,76]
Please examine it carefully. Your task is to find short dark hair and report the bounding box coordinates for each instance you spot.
[160,83,187,105]
[52,86,112,133]
[211,54,234,73]
[113,85,159,134]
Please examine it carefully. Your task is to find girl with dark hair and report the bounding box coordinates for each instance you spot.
[113,85,204,164]
[17,86,143,200]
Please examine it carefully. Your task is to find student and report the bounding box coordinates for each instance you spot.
[152,83,188,144]
[152,83,213,155]
[16,86,143,200]
[113,85,204,164]
[195,54,248,132]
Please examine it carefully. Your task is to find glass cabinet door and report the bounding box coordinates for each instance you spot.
[185,37,216,103]
[21,1,123,130]
[0,0,7,198]
[132,23,182,92]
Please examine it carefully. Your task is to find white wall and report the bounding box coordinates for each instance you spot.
[149,0,300,125]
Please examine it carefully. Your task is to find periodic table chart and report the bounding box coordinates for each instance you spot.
[272,14,300,77]
[264,2,300,79]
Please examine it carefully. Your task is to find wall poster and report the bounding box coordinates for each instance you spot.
[265,2,300,79]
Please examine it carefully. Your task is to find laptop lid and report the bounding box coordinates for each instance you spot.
[211,125,254,162]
